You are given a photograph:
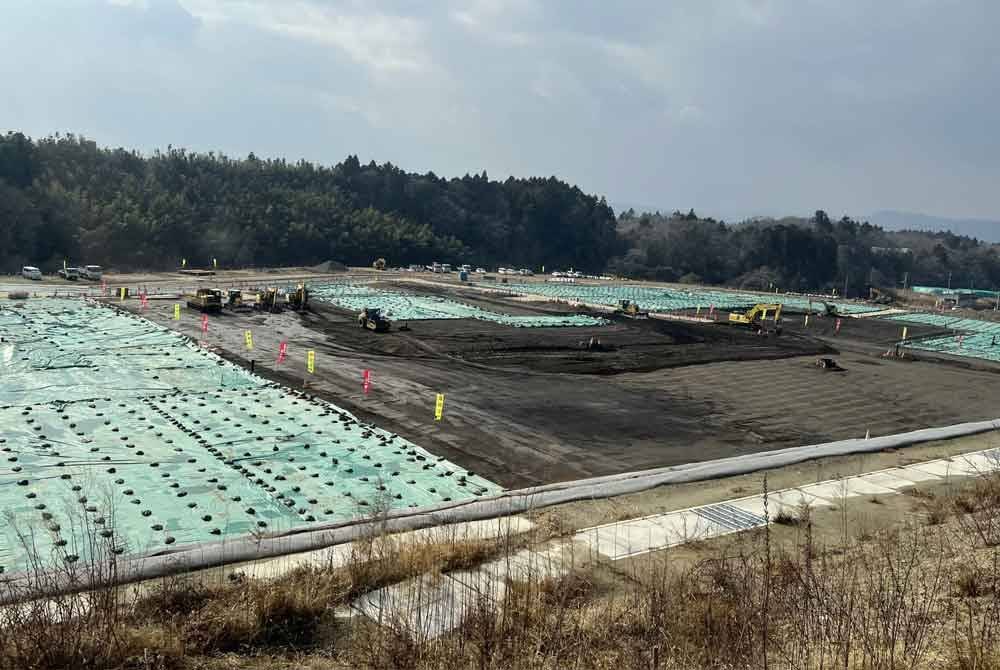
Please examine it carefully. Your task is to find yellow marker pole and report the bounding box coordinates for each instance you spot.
[244,330,254,351]
[804,314,810,327]
[696,306,702,317]
[901,326,908,341]
[213,258,218,270]
[435,393,445,421]
[182,258,187,269]
[173,304,181,320]
[307,350,315,374]
[63,259,68,271]
[119,287,126,301]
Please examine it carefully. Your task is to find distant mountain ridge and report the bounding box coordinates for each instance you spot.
[868,210,1000,243]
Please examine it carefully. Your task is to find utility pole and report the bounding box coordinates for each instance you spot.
[948,271,952,289]
[903,271,909,290]
[843,271,849,299]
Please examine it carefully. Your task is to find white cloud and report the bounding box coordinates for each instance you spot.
[179,0,432,75]
[677,104,703,123]
[450,0,538,46]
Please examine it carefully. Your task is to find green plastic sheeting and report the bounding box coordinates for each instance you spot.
[884,312,1000,362]
[0,299,500,575]
[911,286,999,298]
[310,283,607,327]
[495,282,882,316]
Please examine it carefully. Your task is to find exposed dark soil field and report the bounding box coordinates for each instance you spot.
[310,301,832,375]
[130,283,1000,490]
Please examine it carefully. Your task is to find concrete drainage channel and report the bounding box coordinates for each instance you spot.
[349,446,1000,640]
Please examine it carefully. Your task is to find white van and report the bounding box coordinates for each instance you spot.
[81,265,103,280]
[21,266,42,280]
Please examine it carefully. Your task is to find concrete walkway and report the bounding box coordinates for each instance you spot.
[350,447,1000,639]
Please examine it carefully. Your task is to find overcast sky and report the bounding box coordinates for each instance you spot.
[2,0,998,221]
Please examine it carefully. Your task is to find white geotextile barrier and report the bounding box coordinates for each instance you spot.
[3,417,999,603]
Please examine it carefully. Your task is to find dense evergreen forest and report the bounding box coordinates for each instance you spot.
[2,131,998,295]
[615,209,1000,295]
[0,132,617,272]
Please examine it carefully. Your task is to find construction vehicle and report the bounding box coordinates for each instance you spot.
[225,289,253,312]
[254,288,282,314]
[815,357,844,371]
[868,287,894,305]
[372,258,387,271]
[817,301,839,317]
[729,303,783,333]
[582,336,610,351]
[286,284,309,311]
[358,307,391,333]
[186,288,223,313]
[617,299,648,319]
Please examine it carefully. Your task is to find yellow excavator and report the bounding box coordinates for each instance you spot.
[358,307,391,332]
[254,288,282,314]
[286,284,309,311]
[729,303,783,333]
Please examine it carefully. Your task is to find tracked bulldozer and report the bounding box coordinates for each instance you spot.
[186,288,223,313]
[358,307,391,333]
[616,299,648,319]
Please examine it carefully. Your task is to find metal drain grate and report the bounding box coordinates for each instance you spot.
[693,502,768,532]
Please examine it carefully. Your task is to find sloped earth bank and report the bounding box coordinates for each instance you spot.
[133,298,1000,489]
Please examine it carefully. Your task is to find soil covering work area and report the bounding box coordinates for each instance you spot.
[0,299,499,575]
[497,281,885,315]
[888,311,1000,362]
[310,282,607,327]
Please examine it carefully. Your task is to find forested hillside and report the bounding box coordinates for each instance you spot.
[2,131,999,295]
[614,209,1000,295]
[0,132,618,272]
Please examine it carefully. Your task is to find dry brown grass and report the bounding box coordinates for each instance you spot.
[0,525,520,669]
[5,471,1000,670]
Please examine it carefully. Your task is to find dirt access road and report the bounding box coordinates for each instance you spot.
[126,284,1000,490]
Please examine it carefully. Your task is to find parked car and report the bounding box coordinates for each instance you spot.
[58,267,80,280]
[475,267,486,273]
[80,265,103,280]
[21,266,42,280]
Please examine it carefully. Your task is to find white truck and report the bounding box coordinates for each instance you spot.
[21,266,42,280]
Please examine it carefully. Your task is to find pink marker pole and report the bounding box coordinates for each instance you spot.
[201,314,209,334]
[277,341,288,364]
[363,369,371,394]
